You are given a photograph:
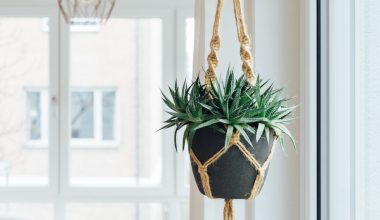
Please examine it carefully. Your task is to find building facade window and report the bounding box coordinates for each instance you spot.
[0,9,193,219]
[70,89,117,146]
[25,89,49,147]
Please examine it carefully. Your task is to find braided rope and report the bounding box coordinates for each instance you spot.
[205,0,224,91]
[233,0,256,85]
[205,0,256,92]
[224,199,234,220]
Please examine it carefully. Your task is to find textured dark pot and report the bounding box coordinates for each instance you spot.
[190,125,274,199]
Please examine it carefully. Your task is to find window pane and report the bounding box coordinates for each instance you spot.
[102,91,115,140]
[66,203,166,220]
[356,0,380,219]
[71,91,94,139]
[27,92,42,140]
[0,203,53,220]
[0,17,49,186]
[69,18,163,187]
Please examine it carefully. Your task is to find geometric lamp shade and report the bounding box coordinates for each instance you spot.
[57,0,116,23]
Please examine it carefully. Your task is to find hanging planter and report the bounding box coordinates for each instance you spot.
[160,0,296,219]
[57,0,116,24]
[190,125,276,200]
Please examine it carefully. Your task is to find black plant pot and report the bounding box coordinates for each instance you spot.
[190,126,274,199]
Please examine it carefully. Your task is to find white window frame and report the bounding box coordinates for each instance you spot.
[0,6,60,200]
[300,0,318,220]
[59,8,176,198]
[0,5,191,220]
[319,0,356,219]
[70,88,119,148]
[24,88,49,148]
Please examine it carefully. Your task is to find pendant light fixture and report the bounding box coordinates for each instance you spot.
[58,0,116,24]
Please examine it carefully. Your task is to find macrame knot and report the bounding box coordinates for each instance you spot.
[210,35,221,50]
[207,51,219,67]
[257,168,264,176]
[240,46,252,61]
[240,34,250,45]
[230,132,240,145]
[242,63,255,85]
[198,166,207,174]
[205,70,217,91]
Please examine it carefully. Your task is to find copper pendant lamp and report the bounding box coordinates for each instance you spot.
[58,0,116,23]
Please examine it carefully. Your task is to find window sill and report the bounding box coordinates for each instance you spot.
[24,142,120,150]
[70,140,120,149]
[24,142,49,149]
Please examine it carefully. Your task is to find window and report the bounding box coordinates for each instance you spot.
[0,17,50,186]
[68,18,165,188]
[70,89,117,146]
[25,89,49,146]
[0,203,54,220]
[319,0,380,219]
[0,9,191,219]
[27,92,42,140]
[71,91,94,139]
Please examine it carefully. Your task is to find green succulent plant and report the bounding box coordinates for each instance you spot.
[160,69,296,151]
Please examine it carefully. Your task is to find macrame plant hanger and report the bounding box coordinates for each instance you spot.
[191,0,278,219]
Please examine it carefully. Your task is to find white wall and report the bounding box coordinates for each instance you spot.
[253,0,300,220]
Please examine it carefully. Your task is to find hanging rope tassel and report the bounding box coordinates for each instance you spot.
[224,199,234,220]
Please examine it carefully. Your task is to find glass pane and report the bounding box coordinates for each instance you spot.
[69,18,163,187]
[0,203,53,220]
[356,0,380,219]
[71,91,94,139]
[0,17,49,186]
[102,91,115,140]
[27,92,42,140]
[66,203,166,220]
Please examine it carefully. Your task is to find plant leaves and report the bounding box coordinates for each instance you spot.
[265,127,270,145]
[224,125,234,151]
[193,119,219,131]
[235,125,253,147]
[159,70,296,152]
[256,123,265,142]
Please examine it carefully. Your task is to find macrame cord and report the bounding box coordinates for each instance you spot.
[190,133,277,220]
[205,0,256,92]
[193,0,277,219]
